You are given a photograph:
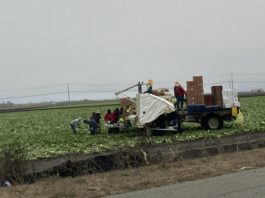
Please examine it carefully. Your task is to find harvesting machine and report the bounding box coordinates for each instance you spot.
[114,77,240,135]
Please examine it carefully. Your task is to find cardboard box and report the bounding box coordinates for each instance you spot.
[204,94,213,106]
[120,98,134,107]
[211,86,223,92]
[193,76,203,85]
[187,81,195,89]
[211,86,223,105]
[187,89,196,94]
[194,85,204,93]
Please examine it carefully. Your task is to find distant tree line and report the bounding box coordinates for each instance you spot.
[0,101,14,107]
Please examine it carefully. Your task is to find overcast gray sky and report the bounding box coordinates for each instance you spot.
[0,0,265,102]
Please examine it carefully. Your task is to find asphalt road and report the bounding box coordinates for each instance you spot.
[106,167,265,198]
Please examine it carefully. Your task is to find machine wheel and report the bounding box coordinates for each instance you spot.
[201,117,208,129]
[177,118,182,133]
[203,115,223,130]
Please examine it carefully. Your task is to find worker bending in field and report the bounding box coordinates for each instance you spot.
[83,113,98,135]
[94,111,101,133]
[174,81,186,109]
[70,118,82,134]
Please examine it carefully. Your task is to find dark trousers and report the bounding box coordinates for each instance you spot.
[176,96,184,109]
[70,124,77,134]
[89,120,98,135]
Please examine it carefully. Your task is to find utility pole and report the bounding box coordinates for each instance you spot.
[67,83,71,105]
[231,73,234,89]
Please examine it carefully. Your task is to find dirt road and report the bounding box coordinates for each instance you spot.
[2,147,265,198]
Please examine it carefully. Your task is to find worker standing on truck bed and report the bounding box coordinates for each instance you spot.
[144,79,153,93]
[174,81,186,109]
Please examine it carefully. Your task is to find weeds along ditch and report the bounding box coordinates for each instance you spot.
[0,96,265,160]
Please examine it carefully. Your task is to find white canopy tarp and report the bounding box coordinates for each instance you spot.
[138,93,175,124]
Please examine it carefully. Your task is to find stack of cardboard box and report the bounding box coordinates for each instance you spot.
[211,86,223,105]
[187,76,204,105]
[120,98,134,107]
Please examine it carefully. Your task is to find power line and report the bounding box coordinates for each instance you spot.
[1,77,264,102]
[70,90,115,93]
[70,83,132,87]
[0,91,67,100]
[0,89,142,100]
[203,81,230,86]
[0,84,66,93]
[234,80,265,83]
[1,73,263,93]
[70,89,138,93]
[234,72,265,76]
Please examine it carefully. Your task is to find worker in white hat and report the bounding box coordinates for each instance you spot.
[174,81,186,109]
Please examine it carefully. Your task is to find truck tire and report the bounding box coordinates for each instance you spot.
[177,118,182,133]
[203,115,224,130]
[201,117,208,129]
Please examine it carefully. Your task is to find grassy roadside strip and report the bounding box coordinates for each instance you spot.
[2,147,265,198]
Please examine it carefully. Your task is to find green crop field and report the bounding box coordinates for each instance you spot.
[0,96,265,159]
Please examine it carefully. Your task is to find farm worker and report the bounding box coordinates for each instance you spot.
[174,81,186,109]
[70,118,82,134]
[104,109,112,124]
[145,79,153,94]
[94,111,101,133]
[119,107,124,117]
[114,108,120,122]
[104,109,116,133]
[105,108,119,124]
[83,115,97,135]
[94,111,101,123]
[88,113,98,135]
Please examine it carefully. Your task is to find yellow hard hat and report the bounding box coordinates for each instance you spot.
[148,79,153,85]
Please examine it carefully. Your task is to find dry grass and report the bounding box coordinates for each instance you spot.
[2,148,265,198]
